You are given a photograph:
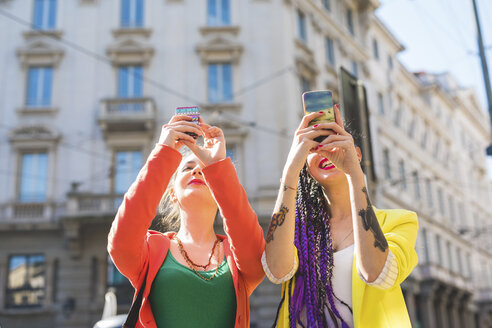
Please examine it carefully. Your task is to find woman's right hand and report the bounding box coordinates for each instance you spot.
[158,115,203,150]
[283,112,333,179]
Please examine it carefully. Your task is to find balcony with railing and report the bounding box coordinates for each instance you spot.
[98,97,156,134]
[419,262,474,292]
[0,202,55,222]
[64,192,123,220]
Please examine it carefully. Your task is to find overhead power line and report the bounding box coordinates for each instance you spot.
[0,7,298,138]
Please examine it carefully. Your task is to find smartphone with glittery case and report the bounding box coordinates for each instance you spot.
[302,90,335,142]
[176,106,200,139]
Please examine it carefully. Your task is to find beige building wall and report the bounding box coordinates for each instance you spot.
[0,0,491,327]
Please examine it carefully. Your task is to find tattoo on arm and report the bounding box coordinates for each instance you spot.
[358,187,388,252]
[266,204,289,243]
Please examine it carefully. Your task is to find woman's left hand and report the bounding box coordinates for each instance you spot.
[314,105,362,176]
[182,120,226,166]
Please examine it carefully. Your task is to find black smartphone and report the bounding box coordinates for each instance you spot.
[302,90,335,142]
[176,106,200,139]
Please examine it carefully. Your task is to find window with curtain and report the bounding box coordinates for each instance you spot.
[26,67,53,107]
[117,66,143,111]
[394,106,403,127]
[373,38,379,60]
[297,10,307,43]
[300,77,311,94]
[226,144,237,163]
[457,203,465,226]
[425,178,433,208]
[446,241,454,272]
[6,255,46,308]
[433,139,440,159]
[421,129,428,149]
[351,60,358,77]
[437,187,445,215]
[377,92,385,115]
[118,66,143,98]
[421,228,429,263]
[388,55,393,69]
[346,8,354,35]
[456,248,463,276]
[19,152,48,203]
[33,0,57,30]
[114,150,143,195]
[413,171,421,200]
[466,252,472,280]
[383,148,391,180]
[448,195,456,224]
[121,0,144,28]
[408,118,416,139]
[435,235,443,266]
[208,63,233,103]
[322,0,331,11]
[207,0,230,26]
[398,160,406,190]
[325,36,335,67]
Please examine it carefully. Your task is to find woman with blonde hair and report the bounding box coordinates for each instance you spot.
[263,105,418,327]
[108,114,265,327]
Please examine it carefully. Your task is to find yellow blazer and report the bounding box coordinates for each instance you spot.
[276,208,419,328]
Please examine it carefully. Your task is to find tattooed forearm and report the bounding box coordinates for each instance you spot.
[358,187,388,252]
[266,204,289,243]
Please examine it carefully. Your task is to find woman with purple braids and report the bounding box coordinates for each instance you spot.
[263,104,418,328]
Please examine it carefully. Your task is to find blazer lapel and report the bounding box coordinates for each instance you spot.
[146,232,172,293]
[352,208,387,327]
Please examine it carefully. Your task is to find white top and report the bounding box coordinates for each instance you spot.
[330,244,355,327]
[262,245,399,327]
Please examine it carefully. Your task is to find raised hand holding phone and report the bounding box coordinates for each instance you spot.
[159,115,203,150]
[314,104,362,176]
[176,106,200,139]
[282,90,336,180]
[182,123,227,167]
[302,90,335,142]
[281,113,334,184]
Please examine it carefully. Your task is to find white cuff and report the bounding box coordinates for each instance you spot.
[261,251,298,284]
[357,250,398,289]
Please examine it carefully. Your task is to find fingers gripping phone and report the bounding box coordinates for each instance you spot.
[176,106,200,139]
[302,90,335,142]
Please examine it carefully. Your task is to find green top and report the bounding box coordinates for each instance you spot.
[149,250,237,328]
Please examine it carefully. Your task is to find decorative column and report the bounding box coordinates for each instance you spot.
[419,280,438,328]
[436,283,451,328]
[402,278,419,326]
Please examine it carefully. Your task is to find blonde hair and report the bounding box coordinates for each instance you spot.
[154,146,193,232]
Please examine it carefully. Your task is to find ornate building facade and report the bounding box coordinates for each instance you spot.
[0,0,491,327]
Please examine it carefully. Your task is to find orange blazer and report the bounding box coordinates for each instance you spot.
[108,144,265,327]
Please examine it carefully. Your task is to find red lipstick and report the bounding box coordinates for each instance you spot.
[319,158,335,170]
[188,179,205,185]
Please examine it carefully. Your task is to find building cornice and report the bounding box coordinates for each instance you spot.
[196,26,243,65]
[370,16,405,53]
[17,39,65,68]
[106,37,154,66]
[8,125,61,145]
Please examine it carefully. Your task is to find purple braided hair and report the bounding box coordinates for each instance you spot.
[287,166,351,328]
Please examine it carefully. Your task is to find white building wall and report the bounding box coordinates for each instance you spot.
[1,0,492,327]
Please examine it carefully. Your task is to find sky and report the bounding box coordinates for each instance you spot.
[376,0,492,178]
[376,0,491,112]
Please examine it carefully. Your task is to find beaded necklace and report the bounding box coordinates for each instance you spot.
[173,235,221,281]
